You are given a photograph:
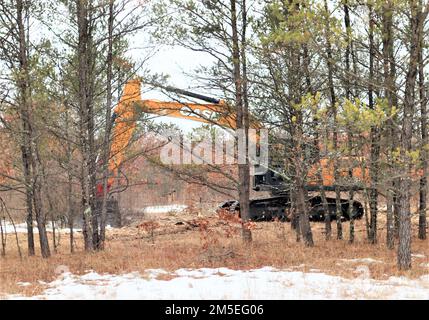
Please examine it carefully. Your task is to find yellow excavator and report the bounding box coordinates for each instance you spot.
[109,79,244,181]
[101,79,366,221]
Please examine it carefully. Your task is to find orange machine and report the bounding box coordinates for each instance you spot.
[109,79,368,186]
[105,79,240,194]
[106,79,266,190]
[102,79,369,221]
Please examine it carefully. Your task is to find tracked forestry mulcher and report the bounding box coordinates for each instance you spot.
[99,80,366,222]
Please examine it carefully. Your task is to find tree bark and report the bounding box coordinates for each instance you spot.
[344,0,355,244]
[368,4,380,244]
[323,0,341,240]
[16,0,50,257]
[382,0,396,249]
[77,0,97,251]
[22,147,35,256]
[230,0,251,242]
[397,0,426,270]
[418,19,427,241]
[99,0,115,250]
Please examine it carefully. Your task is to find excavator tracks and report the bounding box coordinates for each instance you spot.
[217,195,364,222]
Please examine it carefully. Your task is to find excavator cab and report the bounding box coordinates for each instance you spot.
[253,165,284,193]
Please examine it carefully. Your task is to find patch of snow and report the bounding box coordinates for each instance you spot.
[80,272,105,281]
[0,222,114,234]
[141,205,188,215]
[5,267,429,300]
[1,223,32,234]
[412,254,426,259]
[340,258,383,264]
[354,265,371,279]
[17,282,31,287]
[144,269,169,277]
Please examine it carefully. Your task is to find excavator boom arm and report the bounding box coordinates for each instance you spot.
[109,80,256,177]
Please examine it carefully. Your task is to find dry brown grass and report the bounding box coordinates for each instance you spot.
[1,212,428,298]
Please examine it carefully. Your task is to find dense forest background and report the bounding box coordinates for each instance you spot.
[0,0,428,270]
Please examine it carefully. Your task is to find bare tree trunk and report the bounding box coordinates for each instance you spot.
[290,189,300,242]
[386,189,394,249]
[47,189,57,253]
[80,165,92,250]
[344,0,355,244]
[230,0,251,243]
[1,198,22,259]
[397,0,426,270]
[68,171,74,253]
[393,181,400,239]
[363,188,371,239]
[418,22,427,240]
[303,41,330,240]
[382,0,396,250]
[323,0,341,240]
[32,171,50,258]
[99,0,115,250]
[285,1,314,247]
[77,0,97,250]
[0,0,36,257]
[314,107,330,241]
[391,5,400,241]
[348,194,355,244]
[64,101,75,253]
[368,4,380,245]
[51,216,57,253]
[321,164,331,240]
[23,152,35,256]
[0,204,6,256]
[77,0,91,251]
[16,0,50,257]
[15,0,35,257]
[295,171,313,247]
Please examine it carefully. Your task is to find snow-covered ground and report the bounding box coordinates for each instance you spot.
[0,222,79,234]
[5,266,429,300]
[0,222,115,234]
[141,205,188,215]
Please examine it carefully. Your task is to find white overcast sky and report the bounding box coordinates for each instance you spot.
[27,1,220,133]
[130,40,216,132]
